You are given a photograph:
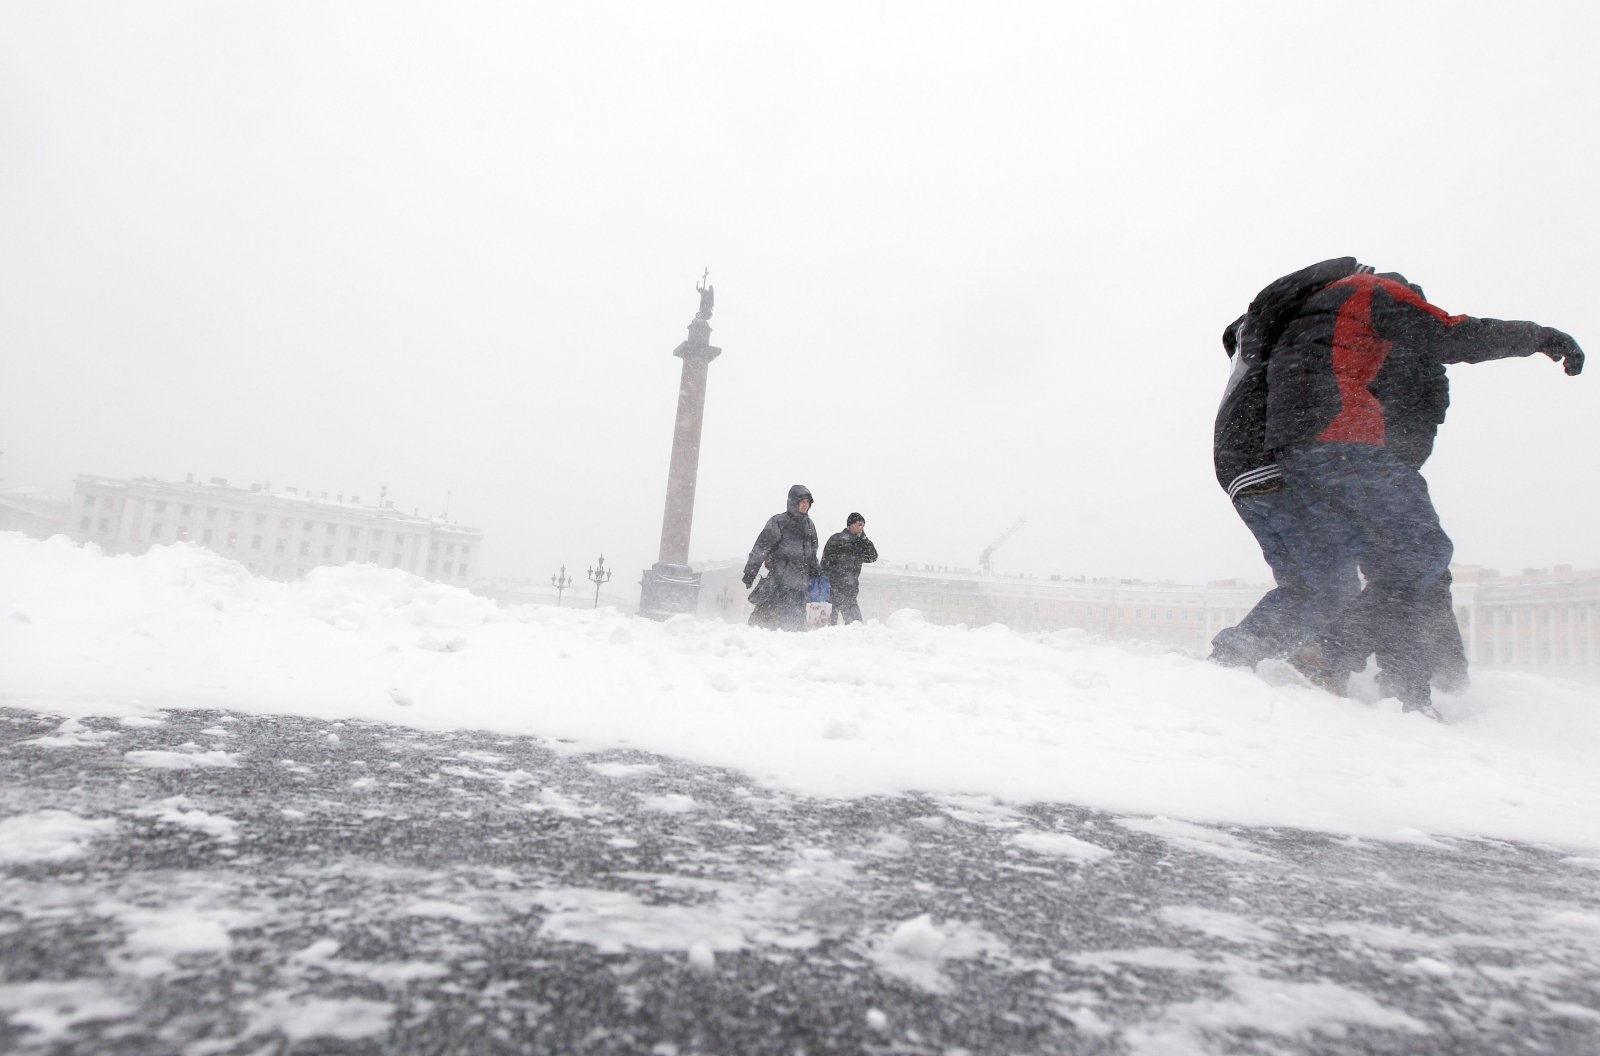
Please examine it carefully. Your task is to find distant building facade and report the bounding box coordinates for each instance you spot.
[859,566,1263,653]
[1452,564,1600,682]
[68,475,482,584]
[689,560,1263,650]
[692,558,1600,682]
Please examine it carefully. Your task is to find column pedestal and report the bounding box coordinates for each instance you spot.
[639,562,703,621]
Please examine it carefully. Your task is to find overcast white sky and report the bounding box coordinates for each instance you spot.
[3,2,1596,589]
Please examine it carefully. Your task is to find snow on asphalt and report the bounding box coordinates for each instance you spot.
[4,532,1598,851]
[6,531,1593,851]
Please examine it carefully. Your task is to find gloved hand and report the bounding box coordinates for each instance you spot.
[1542,329,1585,376]
[742,573,755,589]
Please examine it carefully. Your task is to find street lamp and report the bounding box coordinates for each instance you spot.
[587,554,613,609]
[551,565,572,607]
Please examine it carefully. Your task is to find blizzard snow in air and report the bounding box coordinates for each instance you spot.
[3,532,1598,851]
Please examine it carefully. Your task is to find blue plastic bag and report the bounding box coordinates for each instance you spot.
[808,576,831,603]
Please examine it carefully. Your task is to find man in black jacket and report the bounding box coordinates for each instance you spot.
[1208,258,1365,670]
[821,512,878,625]
[1265,269,1583,714]
[742,485,821,632]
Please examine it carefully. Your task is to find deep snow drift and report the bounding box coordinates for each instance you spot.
[3,533,1597,852]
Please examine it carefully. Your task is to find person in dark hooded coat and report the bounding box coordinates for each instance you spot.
[742,485,821,632]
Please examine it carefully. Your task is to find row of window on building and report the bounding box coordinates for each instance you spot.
[78,512,471,560]
[76,516,471,578]
[1476,605,1600,625]
[243,561,465,579]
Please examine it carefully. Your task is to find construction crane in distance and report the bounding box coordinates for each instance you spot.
[978,518,1026,575]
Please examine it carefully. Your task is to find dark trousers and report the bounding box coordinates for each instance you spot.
[1421,570,1469,690]
[1279,443,1454,706]
[831,595,863,625]
[1337,567,1468,690]
[1211,487,1360,666]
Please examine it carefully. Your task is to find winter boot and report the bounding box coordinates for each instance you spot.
[1207,640,1257,670]
[1287,641,1349,697]
[1207,627,1269,670]
[1378,668,1438,719]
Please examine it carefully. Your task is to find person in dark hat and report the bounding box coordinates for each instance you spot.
[741,485,821,631]
[820,512,878,625]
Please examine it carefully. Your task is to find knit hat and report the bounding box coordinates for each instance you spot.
[846,512,864,526]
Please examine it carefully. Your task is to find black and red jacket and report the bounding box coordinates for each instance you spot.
[1264,273,1563,467]
[1214,257,1362,497]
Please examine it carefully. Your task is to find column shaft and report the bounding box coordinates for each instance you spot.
[659,356,710,566]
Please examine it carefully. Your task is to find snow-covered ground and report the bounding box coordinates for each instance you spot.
[4,532,1598,854]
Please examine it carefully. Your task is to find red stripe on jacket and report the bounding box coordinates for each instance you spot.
[1315,274,1465,445]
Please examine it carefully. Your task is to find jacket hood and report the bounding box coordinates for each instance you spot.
[786,485,814,514]
[1249,258,1362,316]
[1239,257,1364,363]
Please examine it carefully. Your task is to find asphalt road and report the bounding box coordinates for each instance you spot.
[2,706,1598,1055]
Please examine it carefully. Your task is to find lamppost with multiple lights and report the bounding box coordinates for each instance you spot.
[551,565,572,607]
[587,555,613,609]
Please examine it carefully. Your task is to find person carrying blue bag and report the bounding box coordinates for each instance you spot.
[741,485,821,632]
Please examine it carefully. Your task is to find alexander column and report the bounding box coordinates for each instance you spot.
[639,271,722,619]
